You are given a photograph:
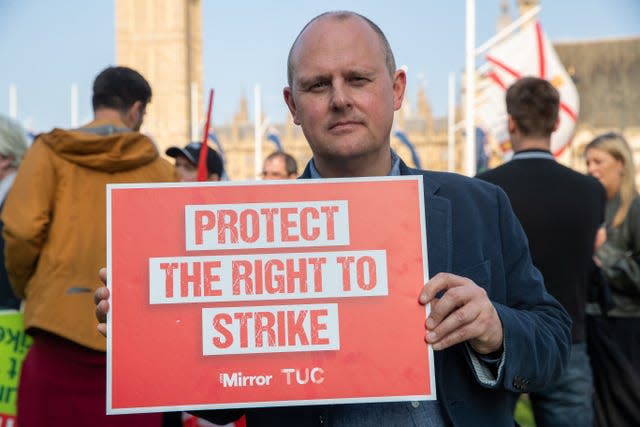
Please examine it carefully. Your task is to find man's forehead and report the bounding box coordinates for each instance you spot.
[298,14,369,44]
[265,156,286,168]
[292,21,381,71]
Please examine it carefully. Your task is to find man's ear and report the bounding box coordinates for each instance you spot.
[123,100,143,128]
[283,87,301,125]
[392,69,407,111]
[552,116,560,132]
[507,115,517,134]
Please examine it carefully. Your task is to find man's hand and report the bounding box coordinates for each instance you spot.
[419,272,503,354]
[94,267,110,337]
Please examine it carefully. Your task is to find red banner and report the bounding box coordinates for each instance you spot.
[107,177,434,414]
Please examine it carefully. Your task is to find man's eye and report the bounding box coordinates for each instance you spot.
[309,82,328,91]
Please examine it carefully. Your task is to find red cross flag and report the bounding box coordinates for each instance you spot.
[477,20,579,158]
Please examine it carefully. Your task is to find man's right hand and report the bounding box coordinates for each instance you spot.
[94,267,110,337]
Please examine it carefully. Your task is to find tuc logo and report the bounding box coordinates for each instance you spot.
[219,367,325,388]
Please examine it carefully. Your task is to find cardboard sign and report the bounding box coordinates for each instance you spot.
[107,177,434,414]
[0,310,32,426]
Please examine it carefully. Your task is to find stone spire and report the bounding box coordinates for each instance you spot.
[497,0,512,32]
[517,0,539,17]
[417,86,434,133]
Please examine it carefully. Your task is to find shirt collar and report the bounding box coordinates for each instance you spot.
[309,149,401,178]
[511,150,555,161]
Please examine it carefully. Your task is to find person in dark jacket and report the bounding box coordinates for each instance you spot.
[478,77,606,427]
[585,132,640,427]
[96,12,571,427]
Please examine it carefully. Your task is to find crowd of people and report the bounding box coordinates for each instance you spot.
[0,10,638,427]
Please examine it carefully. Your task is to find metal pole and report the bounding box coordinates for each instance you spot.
[254,84,262,180]
[475,5,541,56]
[190,82,198,141]
[448,72,456,172]
[465,0,476,176]
[9,84,17,119]
[70,83,79,128]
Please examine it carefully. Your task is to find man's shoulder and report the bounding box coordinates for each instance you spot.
[479,159,602,190]
[404,166,501,201]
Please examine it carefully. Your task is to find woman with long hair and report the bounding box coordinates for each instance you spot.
[585,132,640,427]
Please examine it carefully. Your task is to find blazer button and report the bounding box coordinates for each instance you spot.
[411,401,420,408]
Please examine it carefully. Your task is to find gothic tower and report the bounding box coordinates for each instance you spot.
[115,0,203,153]
[497,0,512,32]
[517,0,539,16]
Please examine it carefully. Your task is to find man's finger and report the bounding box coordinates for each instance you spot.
[96,299,109,323]
[426,285,474,327]
[99,267,107,285]
[93,286,109,306]
[419,272,466,305]
[426,299,481,347]
[97,323,107,337]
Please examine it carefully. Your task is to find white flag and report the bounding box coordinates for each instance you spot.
[477,20,579,158]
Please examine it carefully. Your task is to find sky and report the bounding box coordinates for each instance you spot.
[0,0,638,133]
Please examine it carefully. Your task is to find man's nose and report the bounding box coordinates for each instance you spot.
[330,82,352,110]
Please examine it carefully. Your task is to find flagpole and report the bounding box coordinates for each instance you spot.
[475,5,541,55]
[70,83,79,128]
[9,84,17,120]
[254,84,262,180]
[197,89,214,181]
[448,72,456,172]
[190,82,198,141]
[465,0,476,177]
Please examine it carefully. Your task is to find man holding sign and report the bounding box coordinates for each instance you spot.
[97,11,570,427]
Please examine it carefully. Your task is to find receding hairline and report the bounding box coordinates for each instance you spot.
[286,11,397,88]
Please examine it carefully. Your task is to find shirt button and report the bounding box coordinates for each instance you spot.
[411,401,420,408]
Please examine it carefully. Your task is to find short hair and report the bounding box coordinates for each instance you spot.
[92,66,152,113]
[506,77,559,138]
[0,115,29,167]
[266,151,298,176]
[585,132,637,227]
[287,11,396,88]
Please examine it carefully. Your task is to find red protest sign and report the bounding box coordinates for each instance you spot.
[106,177,434,414]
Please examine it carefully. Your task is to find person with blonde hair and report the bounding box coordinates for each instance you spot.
[0,115,29,309]
[0,116,29,202]
[585,132,640,427]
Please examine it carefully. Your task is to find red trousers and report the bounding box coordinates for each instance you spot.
[17,331,162,427]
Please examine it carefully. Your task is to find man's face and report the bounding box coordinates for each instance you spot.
[175,155,220,182]
[262,156,295,180]
[175,155,198,182]
[284,15,405,173]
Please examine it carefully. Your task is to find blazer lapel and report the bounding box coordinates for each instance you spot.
[300,159,453,275]
[399,162,452,277]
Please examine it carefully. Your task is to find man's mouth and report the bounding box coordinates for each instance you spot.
[329,120,362,131]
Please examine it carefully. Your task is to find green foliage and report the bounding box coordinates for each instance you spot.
[514,394,536,427]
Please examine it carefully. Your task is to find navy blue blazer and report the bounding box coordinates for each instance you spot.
[199,160,572,427]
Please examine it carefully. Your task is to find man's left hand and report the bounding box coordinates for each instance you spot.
[419,272,503,354]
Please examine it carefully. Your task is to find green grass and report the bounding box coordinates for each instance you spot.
[514,394,536,427]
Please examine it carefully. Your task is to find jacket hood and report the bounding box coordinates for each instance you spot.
[39,119,161,173]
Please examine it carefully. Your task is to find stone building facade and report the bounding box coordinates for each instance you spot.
[555,37,640,182]
[115,0,203,155]
[213,87,459,180]
[114,0,639,182]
